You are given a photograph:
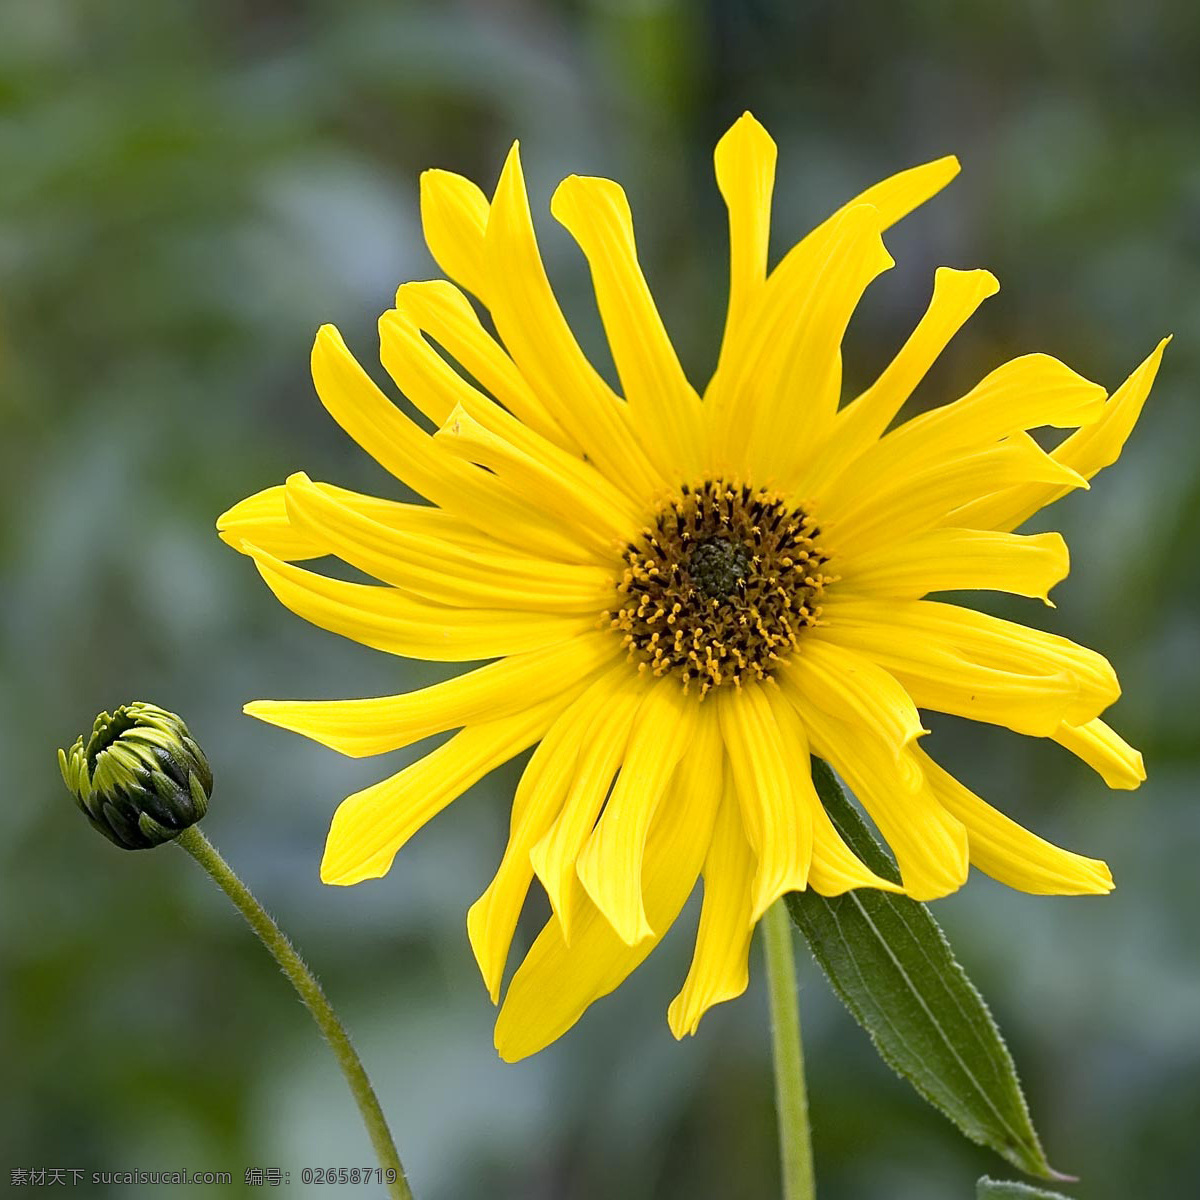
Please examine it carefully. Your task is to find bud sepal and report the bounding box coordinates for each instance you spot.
[59,702,212,850]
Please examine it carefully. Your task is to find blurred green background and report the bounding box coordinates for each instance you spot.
[3,1,1198,1196]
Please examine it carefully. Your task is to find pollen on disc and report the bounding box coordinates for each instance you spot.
[608,481,832,694]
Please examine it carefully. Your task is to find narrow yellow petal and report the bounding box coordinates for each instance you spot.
[818,598,1118,732]
[530,675,644,942]
[807,794,905,898]
[494,704,723,1061]
[808,267,999,487]
[217,484,324,560]
[244,632,619,758]
[310,324,584,561]
[841,154,961,230]
[419,168,491,301]
[281,471,615,612]
[710,150,959,407]
[920,352,1105,438]
[823,354,1106,509]
[380,305,641,538]
[392,279,576,450]
[840,528,1070,604]
[782,640,926,753]
[792,692,969,902]
[433,405,635,553]
[1054,718,1145,790]
[918,748,1113,894]
[827,643,1073,737]
[827,434,1086,557]
[467,692,598,1002]
[717,684,812,920]
[220,480,545,569]
[668,776,757,1038]
[770,687,906,894]
[713,204,894,480]
[576,680,696,945]
[711,112,777,387]
[771,688,905,892]
[551,174,705,480]
[320,694,571,886]
[375,306,487,430]
[483,142,665,499]
[955,338,1169,532]
[245,543,596,662]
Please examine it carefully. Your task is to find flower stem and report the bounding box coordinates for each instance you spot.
[175,827,412,1200]
[763,897,815,1200]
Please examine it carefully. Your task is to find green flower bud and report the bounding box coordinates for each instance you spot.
[59,703,213,850]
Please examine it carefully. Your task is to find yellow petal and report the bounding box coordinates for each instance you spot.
[551,174,705,480]
[494,703,723,1061]
[219,479,543,564]
[380,306,641,539]
[311,323,583,561]
[840,154,961,230]
[576,679,696,945]
[841,528,1070,604]
[281,471,615,612]
[809,267,999,487]
[529,675,645,942]
[791,691,969,902]
[419,168,491,301]
[710,150,959,407]
[918,748,1113,894]
[712,204,894,481]
[321,694,571,885]
[955,338,1169,532]
[782,640,926,753]
[467,685,606,1002]
[1054,718,1145,790]
[375,305,487,430]
[717,684,812,920]
[711,112,777,387]
[768,681,907,897]
[245,543,596,662]
[823,642,1073,738]
[217,484,324,561]
[244,632,620,758]
[433,405,634,553]
[392,279,576,450]
[827,434,1086,557]
[818,598,1118,732]
[668,775,757,1038]
[767,688,901,895]
[483,142,665,499]
[807,792,905,898]
[824,353,1106,506]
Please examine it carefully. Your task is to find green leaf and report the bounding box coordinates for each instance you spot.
[977,1177,1075,1199]
[786,758,1063,1180]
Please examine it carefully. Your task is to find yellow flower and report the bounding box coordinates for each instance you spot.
[219,113,1165,1061]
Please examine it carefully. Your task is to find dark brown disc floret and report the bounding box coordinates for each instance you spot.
[609,481,833,694]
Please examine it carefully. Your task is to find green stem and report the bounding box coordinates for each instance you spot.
[763,897,815,1200]
[176,827,412,1200]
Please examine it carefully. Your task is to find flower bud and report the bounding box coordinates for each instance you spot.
[59,703,213,850]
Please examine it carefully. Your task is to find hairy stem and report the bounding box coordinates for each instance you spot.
[176,827,411,1199]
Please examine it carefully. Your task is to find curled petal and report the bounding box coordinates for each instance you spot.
[494,705,723,1061]
[918,748,1113,895]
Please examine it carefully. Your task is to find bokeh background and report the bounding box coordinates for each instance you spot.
[3,1,1198,1197]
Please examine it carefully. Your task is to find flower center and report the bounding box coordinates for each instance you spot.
[688,537,751,599]
[609,481,833,694]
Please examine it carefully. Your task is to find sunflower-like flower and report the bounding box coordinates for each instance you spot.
[219,113,1165,1062]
